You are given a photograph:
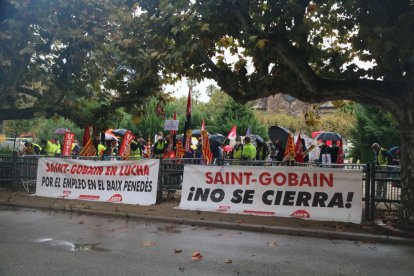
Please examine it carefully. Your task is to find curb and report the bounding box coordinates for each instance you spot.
[374,219,414,238]
[2,202,414,247]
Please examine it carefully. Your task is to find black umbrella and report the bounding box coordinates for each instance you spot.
[268,126,290,148]
[252,134,265,145]
[111,128,129,137]
[190,129,203,137]
[209,133,226,145]
[389,146,400,158]
[315,131,342,141]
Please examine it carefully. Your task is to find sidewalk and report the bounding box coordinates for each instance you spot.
[1,190,413,246]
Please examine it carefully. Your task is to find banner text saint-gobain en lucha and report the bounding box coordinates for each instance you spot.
[36,158,159,205]
[179,165,362,223]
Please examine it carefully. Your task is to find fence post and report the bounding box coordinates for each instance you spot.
[369,163,376,220]
[156,158,163,203]
[364,163,371,221]
[12,150,18,190]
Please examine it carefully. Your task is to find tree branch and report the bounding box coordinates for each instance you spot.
[16,86,43,99]
[0,107,37,120]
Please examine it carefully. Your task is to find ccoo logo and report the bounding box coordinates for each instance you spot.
[290,210,310,219]
[108,194,123,203]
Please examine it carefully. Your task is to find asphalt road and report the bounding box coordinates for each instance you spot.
[0,205,413,276]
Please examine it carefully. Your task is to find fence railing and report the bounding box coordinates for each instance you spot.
[0,154,401,221]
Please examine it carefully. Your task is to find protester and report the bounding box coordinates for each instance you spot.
[318,140,331,164]
[40,139,56,156]
[71,140,81,155]
[372,143,393,199]
[103,141,114,160]
[130,134,144,159]
[242,136,256,161]
[195,138,203,159]
[23,142,42,155]
[231,136,243,160]
[390,147,401,166]
[97,141,106,157]
[271,140,284,162]
[55,138,62,155]
[329,140,339,164]
[301,138,309,163]
[153,136,167,158]
[256,140,268,161]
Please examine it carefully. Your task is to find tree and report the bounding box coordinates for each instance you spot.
[134,0,414,223]
[209,97,268,138]
[0,0,162,130]
[349,105,400,163]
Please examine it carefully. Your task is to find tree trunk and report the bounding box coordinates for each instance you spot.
[396,97,414,226]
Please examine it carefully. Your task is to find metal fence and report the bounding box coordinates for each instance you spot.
[0,154,401,221]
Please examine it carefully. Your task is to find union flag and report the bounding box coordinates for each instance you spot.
[201,130,212,163]
[80,139,97,156]
[284,133,295,161]
[294,134,304,163]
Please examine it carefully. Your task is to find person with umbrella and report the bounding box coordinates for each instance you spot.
[329,140,339,164]
[270,140,285,162]
[318,140,331,164]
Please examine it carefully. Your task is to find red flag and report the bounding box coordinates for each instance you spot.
[284,133,295,160]
[82,126,90,147]
[294,134,304,163]
[118,131,135,157]
[337,138,345,164]
[225,125,237,141]
[201,119,205,131]
[62,132,75,156]
[184,129,192,152]
[201,130,212,163]
[176,140,185,158]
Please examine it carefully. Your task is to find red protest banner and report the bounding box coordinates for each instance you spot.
[62,132,75,156]
[118,131,135,157]
[184,129,192,152]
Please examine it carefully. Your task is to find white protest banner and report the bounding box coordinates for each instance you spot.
[36,158,159,205]
[179,165,362,223]
[164,120,179,131]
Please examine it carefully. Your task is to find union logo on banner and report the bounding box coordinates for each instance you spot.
[62,132,75,156]
[184,129,192,152]
[119,131,135,157]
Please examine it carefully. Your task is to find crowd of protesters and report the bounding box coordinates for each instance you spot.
[20,131,293,164]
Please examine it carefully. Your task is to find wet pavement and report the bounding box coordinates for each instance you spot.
[1,206,413,276]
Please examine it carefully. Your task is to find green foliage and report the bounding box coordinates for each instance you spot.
[0,0,162,127]
[349,105,400,163]
[208,97,268,138]
[4,117,83,143]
